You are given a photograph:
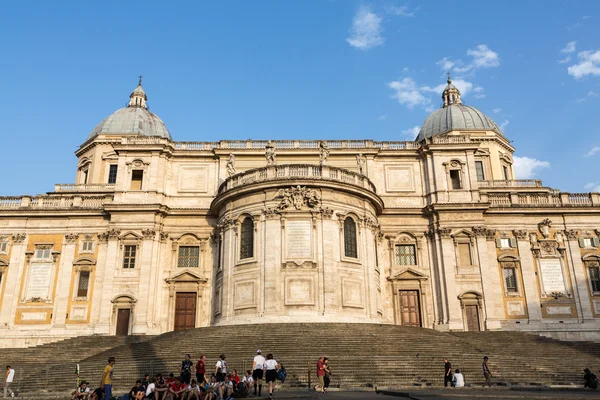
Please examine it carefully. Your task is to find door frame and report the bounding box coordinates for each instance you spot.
[165,270,207,331]
[458,291,484,331]
[388,268,429,328]
[174,292,197,331]
[111,295,136,336]
[398,289,422,327]
[115,308,131,336]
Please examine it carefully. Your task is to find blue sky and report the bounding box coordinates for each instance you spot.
[1,1,599,196]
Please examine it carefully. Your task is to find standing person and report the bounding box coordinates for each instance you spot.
[4,366,15,398]
[181,354,193,384]
[314,357,325,393]
[443,358,452,387]
[215,354,228,383]
[323,358,332,394]
[101,357,115,400]
[482,356,492,387]
[195,356,206,385]
[452,369,465,388]
[251,350,266,397]
[263,354,279,400]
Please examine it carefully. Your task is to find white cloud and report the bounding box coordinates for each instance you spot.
[589,91,599,97]
[513,156,550,179]
[584,146,600,157]
[378,114,387,121]
[347,6,383,50]
[584,182,600,192]
[568,50,600,78]
[499,120,510,130]
[436,57,455,71]
[384,5,414,17]
[558,56,571,64]
[388,77,431,109]
[402,67,409,72]
[422,79,474,96]
[401,125,420,139]
[467,44,500,69]
[575,97,586,104]
[473,86,485,99]
[561,41,577,54]
[492,108,502,114]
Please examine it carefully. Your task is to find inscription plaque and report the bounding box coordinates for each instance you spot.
[539,258,566,294]
[26,263,53,299]
[286,221,311,259]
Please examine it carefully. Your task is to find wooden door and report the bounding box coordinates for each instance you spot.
[399,290,421,327]
[175,292,197,331]
[116,309,130,336]
[465,305,481,331]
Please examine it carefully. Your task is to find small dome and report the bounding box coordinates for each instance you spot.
[87,78,172,141]
[415,76,502,141]
[88,107,171,140]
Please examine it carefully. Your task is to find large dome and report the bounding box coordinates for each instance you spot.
[87,80,172,141]
[415,78,502,141]
[416,104,502,141]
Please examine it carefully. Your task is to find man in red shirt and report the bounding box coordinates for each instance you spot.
[195,355,206,384]
[315,357,325,392]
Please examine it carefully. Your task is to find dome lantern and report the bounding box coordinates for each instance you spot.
[128,75,148,109]
[442,72,461,108]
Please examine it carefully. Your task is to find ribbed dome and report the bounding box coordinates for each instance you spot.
[87,79,172,141]
[416,104,502,141]
[88,107,171,140]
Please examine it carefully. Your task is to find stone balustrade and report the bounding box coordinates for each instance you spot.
[479,179,543,188]
[483,192,600,207]
[218,164,377,194]
[0,195,110,210]
[54,183,116,192]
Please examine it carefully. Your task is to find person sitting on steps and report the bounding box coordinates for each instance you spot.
[72,381,90,400]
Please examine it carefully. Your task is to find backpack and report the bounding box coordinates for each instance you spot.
[219,360,228,374]
[277,366,287,383]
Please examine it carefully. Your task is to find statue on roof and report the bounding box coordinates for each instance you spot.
[265,140,277,166]
[319,141,330,166]
[226,154,236,176]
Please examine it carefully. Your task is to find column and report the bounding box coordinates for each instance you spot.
[53,234,78,327]
[473,228,502,330]
[515,232,542,321]
[133,229,156,334]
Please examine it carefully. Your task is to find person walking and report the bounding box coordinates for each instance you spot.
[101,357,115,400]
[251,349,265,397]
[323,358,332,393]
[482,356,492,387]
[215,354,227,383]
[195,355,206,385]
[4,366,15,398]
[314,357,325,392]
[263,353,279,400]
[443,358,452,387]
[180,354,193,384]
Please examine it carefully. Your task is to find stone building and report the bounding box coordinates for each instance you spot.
[1,78,599,347]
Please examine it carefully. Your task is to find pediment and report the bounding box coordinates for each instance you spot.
[73,256,96,266]
[165,270,208,283]
[0,258,8,267]
[388,268,428,281]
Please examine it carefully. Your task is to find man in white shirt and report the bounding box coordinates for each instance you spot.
[145,378,156,400]
[452,369,465,388]
[4,366,15,398]
[251,349,266,397]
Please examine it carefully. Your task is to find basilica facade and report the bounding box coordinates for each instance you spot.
[1,79,600,347]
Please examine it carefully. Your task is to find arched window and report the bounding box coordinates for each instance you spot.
[240,217,254,260]
[344,217,358,259]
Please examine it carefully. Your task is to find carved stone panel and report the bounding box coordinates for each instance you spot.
[285,220,312,259]
[284,277,315,306]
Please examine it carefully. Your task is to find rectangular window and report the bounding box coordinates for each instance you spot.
[131,170,144,190]
[450,170,462,189]
[580,237,600,248]
[457,243,472,266]
[589,265,600,293]
[475,161,485,181]
[35,248,52,259]
[77,271,90,298]
[178,246,200,268]
[503,165,509,180]
[108,165,118,184]
[123,245,137,269]
[81,241,94,253]
[496,238,516,248]
[0,241,8,254]
[82,169,89,184]
[395,244,416,266]
[503,267,518,293]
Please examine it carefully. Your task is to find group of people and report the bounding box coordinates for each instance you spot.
[314,357,332,393]
[442,356,492,388]
[95,351,286,400]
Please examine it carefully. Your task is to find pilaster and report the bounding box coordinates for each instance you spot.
[515,235,542,322]
[53,235,78,327]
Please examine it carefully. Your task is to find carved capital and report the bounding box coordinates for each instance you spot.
[262,207,281,220]
[142,229,156,240]
[513,229,529,240]
[97,232,109,243]
[471,226,488,237]
[564,229,579,240]
[64,233,79,243]
[159,231,170,242]
[485,228,497,241]
[437,228,452,239]
[320,207,334,219]
[11,233,26,243]
[107,229,121,239]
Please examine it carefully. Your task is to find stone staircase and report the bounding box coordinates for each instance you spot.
[2,324,599,395]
